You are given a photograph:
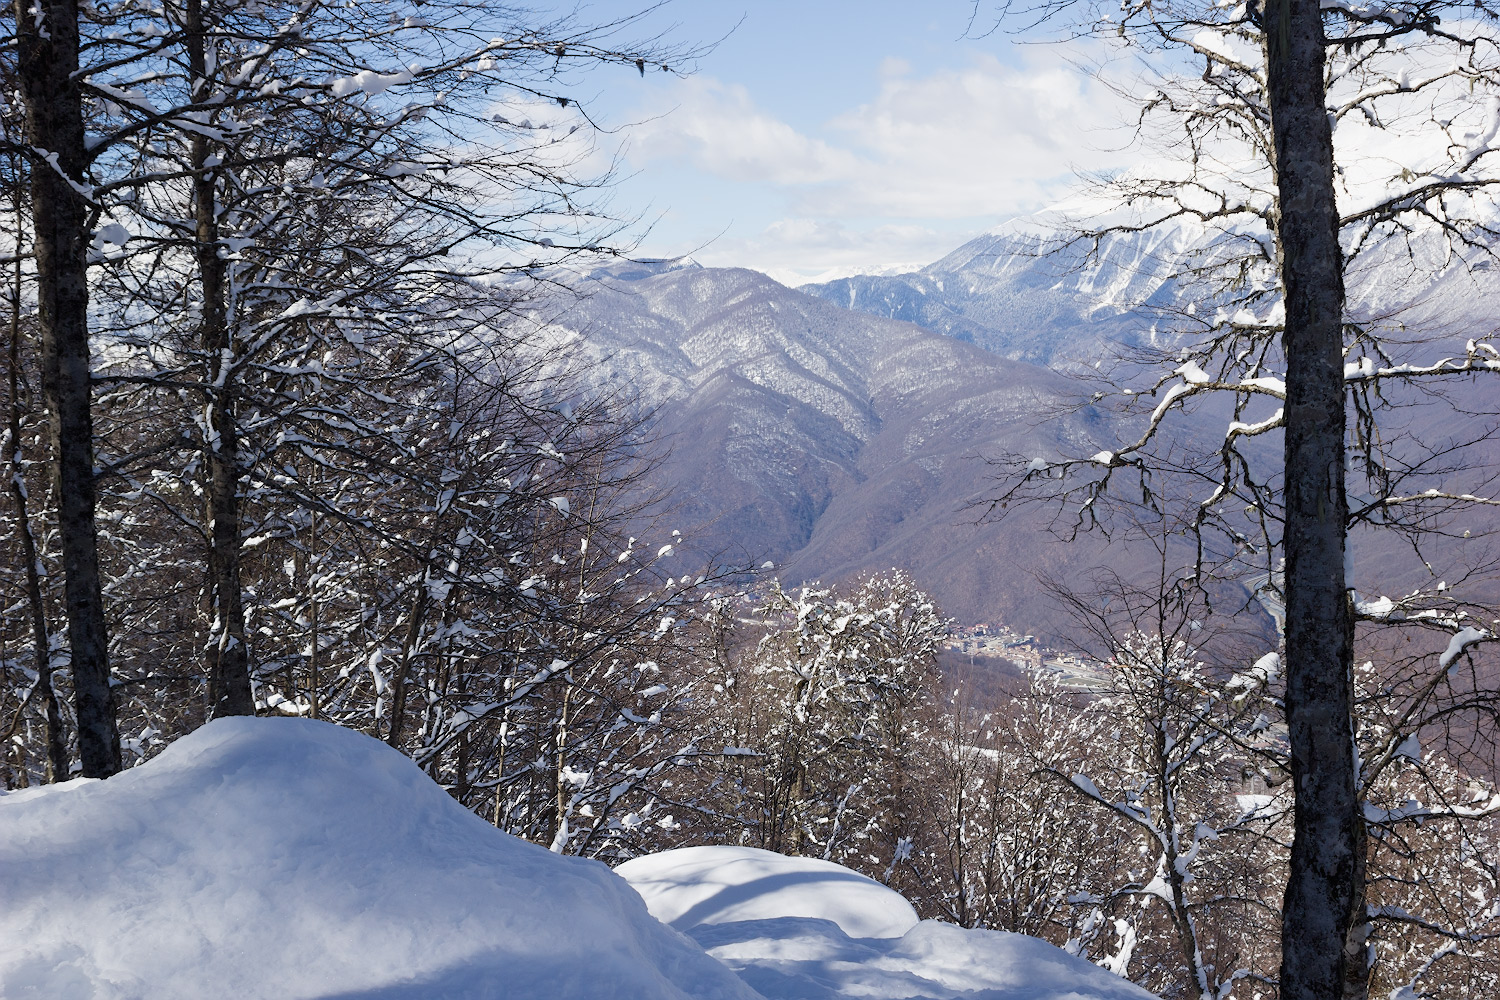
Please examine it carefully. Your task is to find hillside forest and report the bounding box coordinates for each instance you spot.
[5,2,1500,1000]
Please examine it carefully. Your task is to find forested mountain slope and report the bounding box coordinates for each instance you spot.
[535,219,1499,635]
[528,264,1157,632]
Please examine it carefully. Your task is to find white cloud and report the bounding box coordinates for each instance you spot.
[627,79,862,186]
[625,46,1140,223]
[610,20,1500,281]
[817,50,1139,218]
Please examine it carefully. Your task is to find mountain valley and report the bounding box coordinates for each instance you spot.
[528,218,1500,642]
[529,259,1194,636]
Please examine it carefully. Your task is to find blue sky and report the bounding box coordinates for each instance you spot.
[555,1,1142,282]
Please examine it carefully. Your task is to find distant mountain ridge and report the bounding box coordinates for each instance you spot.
[533,217,1497,637]
[528,264,1125,632]
[801,212,1500,370]
[798,222,1196,367]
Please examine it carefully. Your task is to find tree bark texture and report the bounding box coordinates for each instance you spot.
[386,578,429,747]
[15,0,120,777]
[188,0,253,718]
[1263,2,1365,998]
[9,241,68,781]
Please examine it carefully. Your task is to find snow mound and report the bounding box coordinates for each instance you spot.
[0,717,760,1000]
[617,846,1156,1000]
[691,918,1159,1000]
[616,845,920,939]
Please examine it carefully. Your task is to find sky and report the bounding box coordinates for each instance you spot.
[550,1,1144,284]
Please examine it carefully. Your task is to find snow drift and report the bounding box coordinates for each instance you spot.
[0,717,759,1000]
[616,845,920,939]
[617,846,1157,1000]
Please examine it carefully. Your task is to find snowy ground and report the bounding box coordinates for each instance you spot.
[0,718,757,1000]
[618,847,1155,1000]
[1,718,1154,1000]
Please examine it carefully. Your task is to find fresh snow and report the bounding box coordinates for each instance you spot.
[1,720,1161,1000]
[684,918,1159,1000]
[0,718,759,1000]
[1440,625,1488,673]
[617,846,1157,1000]
[616,846,920,939]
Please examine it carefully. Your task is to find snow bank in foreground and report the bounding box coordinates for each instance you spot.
[689,918,1160,1000]
[616,846,920,939]
[0,717,759,1000]
[618,846,1156,1000]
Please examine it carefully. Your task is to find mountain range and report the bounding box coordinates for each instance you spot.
[530,221,1498,639]
[528,252,1140,635]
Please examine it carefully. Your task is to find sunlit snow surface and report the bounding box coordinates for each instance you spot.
[617,846,1157,1000]
[0,720,1157,1000]
[0,718,759,1000]
[617,846,920,939]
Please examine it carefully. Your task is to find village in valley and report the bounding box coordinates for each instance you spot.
[943,623,1110,691]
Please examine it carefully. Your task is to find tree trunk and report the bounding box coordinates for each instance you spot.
[8,218,68,782]
[307,507,320,719]
[1262,2,1364,998]
[188,0,253,718]
[15,0,120,777]
[386,576,429,747]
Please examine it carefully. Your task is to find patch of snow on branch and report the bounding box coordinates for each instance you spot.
[329,68,414,97]
[1440,626,1488,674]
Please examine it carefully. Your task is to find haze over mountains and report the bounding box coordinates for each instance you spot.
[531,220,1498,637]
[526,245,1133,634]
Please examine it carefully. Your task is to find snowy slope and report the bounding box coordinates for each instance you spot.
[617,846,1157,1000]
[617,846,920,939]
[0,718,760,1000]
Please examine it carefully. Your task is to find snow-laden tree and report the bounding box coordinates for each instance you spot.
[695,571,948,874]
[902,676,1119,938]
[81,0,690,718]
[1360,749,1500,997]
[0,0,698,778]
[977,0,1500,992]
[10,0,122,776]
[0,89,70,786]
[342,375,744,861]
[1027,633,1288,999]
[987,557,1500,998]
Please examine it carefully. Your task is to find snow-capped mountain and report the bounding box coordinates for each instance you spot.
[801,212,1500,371]
[797,222,1197,367]
[534,216,1497,635]
[529,264,1124,631]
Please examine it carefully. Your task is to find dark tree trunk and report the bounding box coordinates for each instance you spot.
[386,578,429,747]
[8,218,68,782]
[1263,2,1365,998]
[15,0,120,777]
[188,0,253,718]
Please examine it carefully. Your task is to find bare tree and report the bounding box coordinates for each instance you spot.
[0,118,66,782]
[975,0,1500,993]
[11,0,121,776]
[691,572,947,873]
[0,0,702,769]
